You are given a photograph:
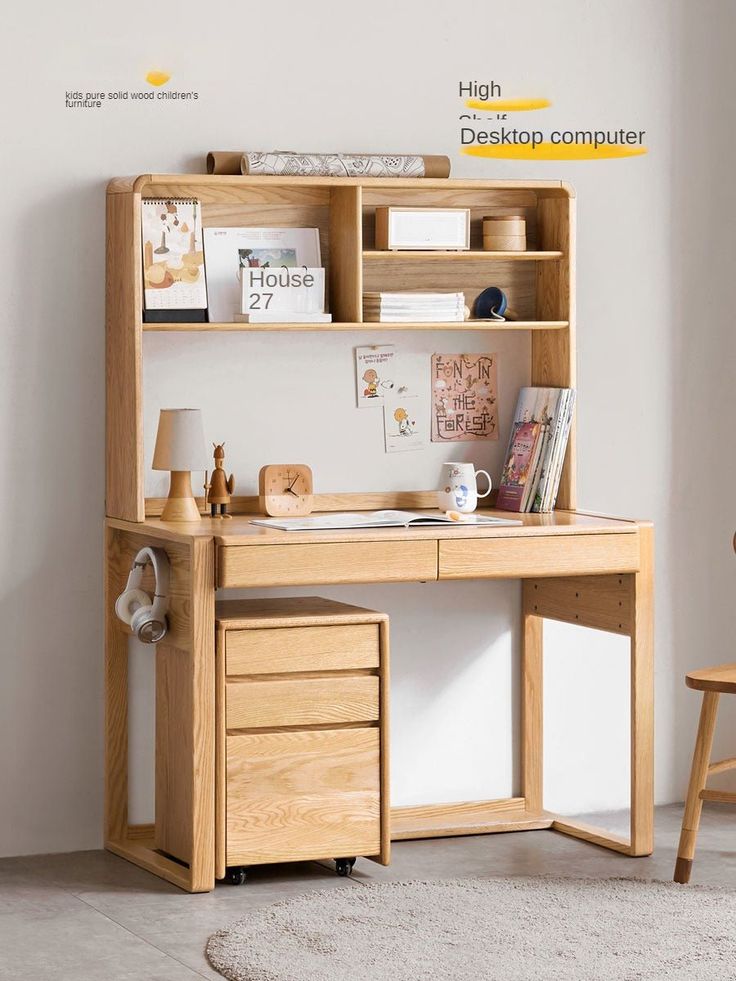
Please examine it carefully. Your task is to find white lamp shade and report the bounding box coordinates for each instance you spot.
[152,409,208,471]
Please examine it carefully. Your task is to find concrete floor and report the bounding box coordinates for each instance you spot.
[1,803,734,980]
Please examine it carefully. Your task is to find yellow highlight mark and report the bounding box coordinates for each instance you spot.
[466,98,551,112]
[146,71,171,87]
[463,143,648,161]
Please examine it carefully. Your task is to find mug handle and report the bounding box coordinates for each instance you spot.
[475,469,492,498]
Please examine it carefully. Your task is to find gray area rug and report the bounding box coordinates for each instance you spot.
[206,876,736,980]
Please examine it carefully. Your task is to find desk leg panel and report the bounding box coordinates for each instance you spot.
[104,527,216,893]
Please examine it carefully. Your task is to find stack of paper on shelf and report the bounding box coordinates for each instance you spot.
[497,387,576,513]
[363,292,465,323]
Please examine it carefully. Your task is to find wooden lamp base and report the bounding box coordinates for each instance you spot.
[161,470,201,522]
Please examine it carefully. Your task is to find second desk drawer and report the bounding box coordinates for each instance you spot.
[226,624,380,675]
[218,541,437,587]
[226,675,380,729]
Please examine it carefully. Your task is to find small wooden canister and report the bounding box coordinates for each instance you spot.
[483,215,527,252]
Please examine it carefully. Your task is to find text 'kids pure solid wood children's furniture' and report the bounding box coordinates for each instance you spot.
[105,173,654,893]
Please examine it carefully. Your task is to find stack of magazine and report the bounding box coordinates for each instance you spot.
[363,291,465,323]
[496,387,576,513]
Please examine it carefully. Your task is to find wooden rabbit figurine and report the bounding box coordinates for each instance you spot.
[204,443,235,519]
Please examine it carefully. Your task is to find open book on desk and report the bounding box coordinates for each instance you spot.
[250,510,523,532]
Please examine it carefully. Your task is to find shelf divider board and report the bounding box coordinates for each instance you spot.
[329,185,363,322]
[532,193,576,510]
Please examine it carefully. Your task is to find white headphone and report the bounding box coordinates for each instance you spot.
[115,547,170,644]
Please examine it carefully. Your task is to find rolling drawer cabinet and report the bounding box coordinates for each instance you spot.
[214,597,390,881]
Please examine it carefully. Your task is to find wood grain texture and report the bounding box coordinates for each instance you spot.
[218,540,438,587]
[551,818,631,855]
[377,619,391,865]
[439,533,640,580]
[155,642,193,863]
[226,624,380,675]
[215,595,387,628]
[329,186,362,322]
[630,523,654,856]
[226,676,379,729]
[525,574,634,634]
[391,799,552,840]
[104,526,130,843]
[226,728,380,864]
[699,789,736,804]
[707,756,736,776]
[106,190,143,521]
[686,664,736,694]
[215,626,226,881]
[188,537,216,891]
[532,193,576,510]
[521,609,543,813]
[142,320,569,333]
[125,508,637,541]
[106,836,196,892]
[674,691,719,882]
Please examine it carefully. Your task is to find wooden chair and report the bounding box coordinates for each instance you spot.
[674,665,736,883]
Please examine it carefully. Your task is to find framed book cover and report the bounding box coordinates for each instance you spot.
[203,227,321,322]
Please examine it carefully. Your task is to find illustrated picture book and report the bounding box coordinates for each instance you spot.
[251,510,523,532]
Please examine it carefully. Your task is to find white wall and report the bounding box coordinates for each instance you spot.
[2,0,734,856]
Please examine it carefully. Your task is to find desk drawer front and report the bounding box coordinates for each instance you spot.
[226,624,380,675]
[226,728,380,864]
[226,675,380,729]
[439,533,640,580]
[218,541,437,588]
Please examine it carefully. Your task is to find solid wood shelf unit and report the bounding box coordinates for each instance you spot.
[105,174,653,894]
[107,173,576,523]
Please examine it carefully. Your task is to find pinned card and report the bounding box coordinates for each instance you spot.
[383,391,428,453]
[355,345,396,407]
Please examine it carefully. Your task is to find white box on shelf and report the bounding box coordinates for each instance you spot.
[240,266,325,316]
[375,207,470,251]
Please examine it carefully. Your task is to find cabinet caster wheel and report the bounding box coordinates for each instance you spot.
[335,857,356,877]
[224,866,247,886]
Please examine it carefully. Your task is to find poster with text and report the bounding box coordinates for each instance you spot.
[431,353,499,442]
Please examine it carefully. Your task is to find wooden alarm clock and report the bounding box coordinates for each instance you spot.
[258,464,314,517]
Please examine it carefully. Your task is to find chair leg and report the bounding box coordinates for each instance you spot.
[674,690,720,883]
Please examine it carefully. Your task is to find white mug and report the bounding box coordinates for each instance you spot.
[437,462,492,513]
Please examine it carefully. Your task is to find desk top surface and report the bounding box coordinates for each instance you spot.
[107,509,644,546]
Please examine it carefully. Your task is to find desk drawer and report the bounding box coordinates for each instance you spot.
[226,675,380,729]
[226,624,380,676]
[439,533,640,579]
[226,728,380,864]
[218,541,437,588]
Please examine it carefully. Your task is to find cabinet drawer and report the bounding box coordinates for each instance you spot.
[226,728,380,864]
[226,675,379,729]
[218,540,437,587]
[439,533,640,579]
[226,624,380,676]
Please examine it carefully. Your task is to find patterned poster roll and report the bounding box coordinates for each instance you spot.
[207,150,450,178]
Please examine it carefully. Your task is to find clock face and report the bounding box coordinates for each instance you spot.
[258,464,314,517]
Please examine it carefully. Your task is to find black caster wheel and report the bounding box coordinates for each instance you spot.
[224,866,247,886]
[335,857,356,877]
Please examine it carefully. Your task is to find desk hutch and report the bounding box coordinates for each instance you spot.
[104,174,654,892]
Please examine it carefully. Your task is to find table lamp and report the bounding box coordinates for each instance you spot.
[152,408,208,522]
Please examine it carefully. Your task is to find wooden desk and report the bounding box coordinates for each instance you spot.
[104,509,654,893]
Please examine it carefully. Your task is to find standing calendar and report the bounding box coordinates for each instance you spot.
[141,199,208,322]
